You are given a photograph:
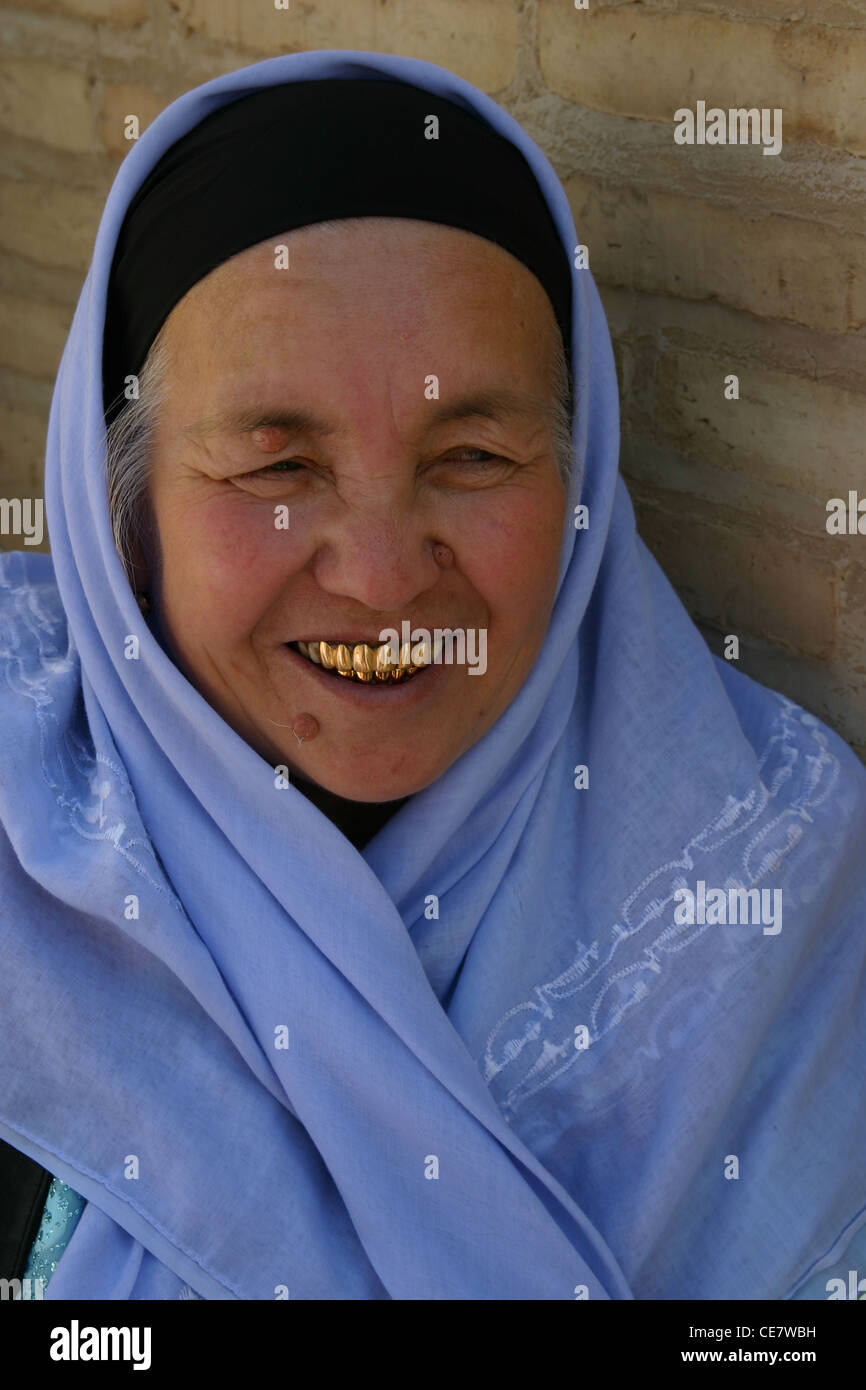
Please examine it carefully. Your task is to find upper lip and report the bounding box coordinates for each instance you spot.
[288,630,456,645]
[289,636,390,646]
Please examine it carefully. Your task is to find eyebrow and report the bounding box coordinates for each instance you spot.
[183,388,554,441]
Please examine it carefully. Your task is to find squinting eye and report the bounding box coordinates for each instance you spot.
[448,450,503,465]
[256,459,304,475]
[245,450,508,482]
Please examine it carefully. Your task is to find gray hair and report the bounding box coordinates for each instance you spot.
[105,323,171,585]
[548,329,575,486]
[105,323,574,584]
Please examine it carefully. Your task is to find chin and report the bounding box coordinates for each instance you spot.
[292,752,448,803]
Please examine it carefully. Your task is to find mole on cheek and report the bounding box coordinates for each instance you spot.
[250,426,292,454]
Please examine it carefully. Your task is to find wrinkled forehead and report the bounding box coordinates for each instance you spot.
[161,217,563,390]
[146,223,569,479]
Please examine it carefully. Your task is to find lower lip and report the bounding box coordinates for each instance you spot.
[277,644,445,709]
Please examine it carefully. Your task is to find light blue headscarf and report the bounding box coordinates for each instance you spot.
[1,49,864,1302]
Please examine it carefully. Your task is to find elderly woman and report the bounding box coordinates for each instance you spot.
[0,50,864,1303]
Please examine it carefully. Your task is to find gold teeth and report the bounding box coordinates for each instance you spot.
[295,639,420,684]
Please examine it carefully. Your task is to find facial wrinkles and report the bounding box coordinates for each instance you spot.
[220,421,548,635]
[150,225,561,750]
[165,360,559,626]
[189,429,293,483]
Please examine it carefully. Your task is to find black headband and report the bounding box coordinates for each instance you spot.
[102,77,573,423]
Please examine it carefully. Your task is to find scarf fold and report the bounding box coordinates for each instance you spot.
[1,48,864,1301]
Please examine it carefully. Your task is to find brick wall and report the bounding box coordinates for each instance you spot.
[0,0,863,759]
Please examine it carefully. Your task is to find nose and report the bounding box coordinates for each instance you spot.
[309,485,448,614]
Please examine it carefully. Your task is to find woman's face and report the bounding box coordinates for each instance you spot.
[146,218,567,801]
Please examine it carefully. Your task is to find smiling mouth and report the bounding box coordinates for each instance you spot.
[290,639,428,684]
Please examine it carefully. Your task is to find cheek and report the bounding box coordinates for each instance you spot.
[156,493,300,641]
[451,487,564,631]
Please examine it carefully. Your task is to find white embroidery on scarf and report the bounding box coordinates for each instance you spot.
[0,555,183,909]
[481,697,844,1119]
